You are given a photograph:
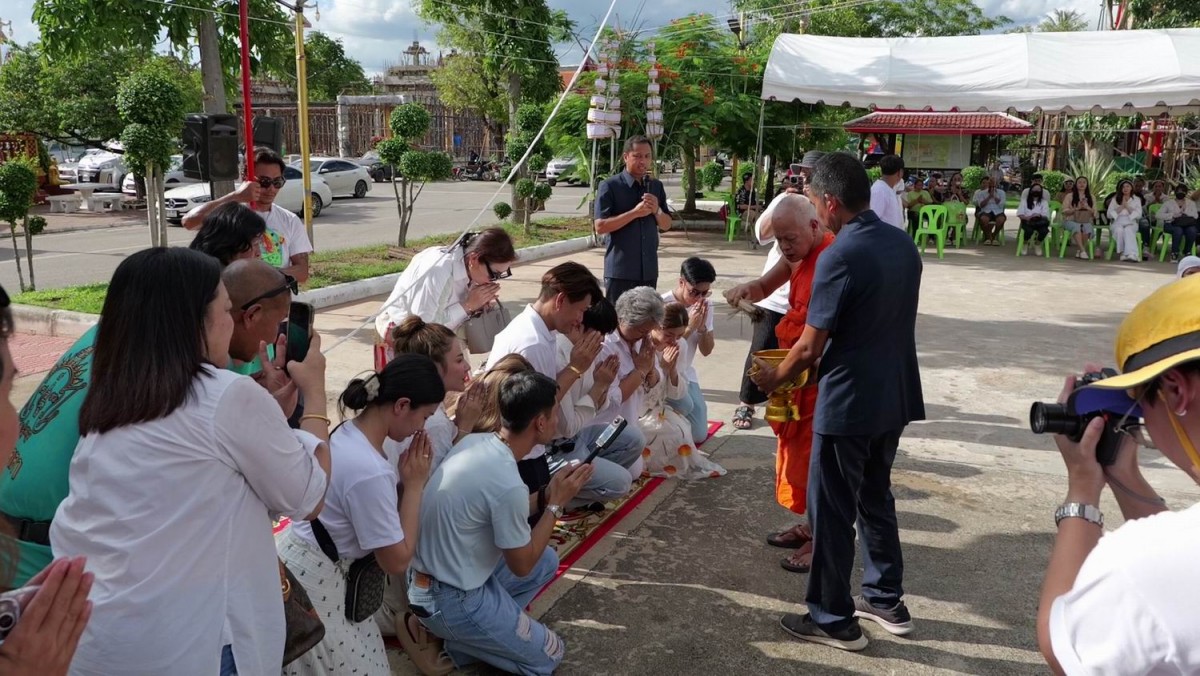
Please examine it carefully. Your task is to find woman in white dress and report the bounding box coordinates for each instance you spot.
[639,303,727,480]
[50,248,332,676]
[280,354,446,676]
[374,228,517,338]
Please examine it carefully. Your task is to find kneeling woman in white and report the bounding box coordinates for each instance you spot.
[281,354,446,676]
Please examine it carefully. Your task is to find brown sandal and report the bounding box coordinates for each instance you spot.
[397,612,455,676]
[767,522,812,549]
[781,541,813,574]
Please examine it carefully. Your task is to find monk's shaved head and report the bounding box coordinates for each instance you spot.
[223,258,290,311]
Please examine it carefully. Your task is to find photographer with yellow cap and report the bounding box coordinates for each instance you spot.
[1037,275,1200,674]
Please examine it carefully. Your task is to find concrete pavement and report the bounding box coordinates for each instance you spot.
[293,232,1192,675]
[11,228,1196,674]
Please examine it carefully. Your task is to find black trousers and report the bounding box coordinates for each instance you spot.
[1020,216,1050,242]
[806,428,905,631]
[738,308,785,405]
[605,277,657,304]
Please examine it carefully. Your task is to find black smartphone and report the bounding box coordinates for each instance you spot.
[286,301,314,364]
[584,416,627,464]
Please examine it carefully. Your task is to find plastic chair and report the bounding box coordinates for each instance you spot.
[1015,225,1052,257]
[943,200,968,248]
[1105,231,1144,261]
[913,205,949,258]
[1147,203,1167,256]
[725,193,741,242]
[971,207,1007,245]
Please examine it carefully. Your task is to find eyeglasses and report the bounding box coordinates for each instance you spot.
[240,273,298,311]
[1114,399,1154,449]
[256,176,287,190]
[484,261,512,281]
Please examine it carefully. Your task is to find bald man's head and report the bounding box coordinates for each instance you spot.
[222,259,293,362]
[223,259,291,311]
[770,194,824,264]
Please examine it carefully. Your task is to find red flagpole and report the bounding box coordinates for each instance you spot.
[239,0,256,186]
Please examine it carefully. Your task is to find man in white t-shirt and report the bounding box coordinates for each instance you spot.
[1037,277,1200,674]
[484,262,642,508]
[869,155,906,229]
[408,371,591,675]
[662,257,716,443]
[183,147,314,283]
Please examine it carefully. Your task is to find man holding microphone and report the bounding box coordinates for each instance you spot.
[594,136,673,303]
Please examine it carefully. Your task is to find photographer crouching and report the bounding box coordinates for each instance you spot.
[1035,276,1200,674]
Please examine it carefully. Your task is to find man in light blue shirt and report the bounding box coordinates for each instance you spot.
[408,372,591,676]
[972,175,1008,245]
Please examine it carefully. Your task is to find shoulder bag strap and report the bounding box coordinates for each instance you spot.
[310,519,340,563]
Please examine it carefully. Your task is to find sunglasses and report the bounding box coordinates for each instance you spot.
[240,273,298,311]
[485,261,512,281]
[256,176,287,189]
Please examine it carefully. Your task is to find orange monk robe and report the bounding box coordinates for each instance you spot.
[770,231,835,515]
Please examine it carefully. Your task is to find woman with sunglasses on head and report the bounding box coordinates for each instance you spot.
[182,147,314,283]
[49,247,331,676]
[374,228,518,339]
[188,202,267,267]
[661,257,717,444]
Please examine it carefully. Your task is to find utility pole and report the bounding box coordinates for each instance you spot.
[273,0,315,244]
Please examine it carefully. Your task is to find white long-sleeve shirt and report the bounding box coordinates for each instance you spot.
[1157,198,1199,224]
[483,304,559,458]
[1017,196,1050,220]
[375,245,471,337]
[754,193,792,316]
[1108,195,1143,228]
[554,334,622,438]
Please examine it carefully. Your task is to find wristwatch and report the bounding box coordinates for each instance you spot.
[1055,502,1104,529]
[546,504,564,520]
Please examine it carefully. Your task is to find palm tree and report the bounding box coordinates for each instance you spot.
[1039,9,1089,32]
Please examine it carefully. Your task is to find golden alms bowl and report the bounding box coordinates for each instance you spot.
[748,349,810,422]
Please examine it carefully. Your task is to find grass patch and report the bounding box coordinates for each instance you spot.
[15,217,595,313]
[14,283,109,315]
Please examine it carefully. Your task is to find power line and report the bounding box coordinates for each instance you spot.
[141,0,294,27]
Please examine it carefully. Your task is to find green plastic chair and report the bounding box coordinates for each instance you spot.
[1146,203,1167,256]
[913,205,950,258]
[725,193,741,242]
[943,200,968,248]
[970,207,1007,245]
[1015,226,1052,257]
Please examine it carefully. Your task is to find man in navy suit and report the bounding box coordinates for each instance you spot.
[751,152,925,652]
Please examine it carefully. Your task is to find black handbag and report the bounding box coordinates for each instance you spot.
[311,519,387,623]
[280,558,325,665]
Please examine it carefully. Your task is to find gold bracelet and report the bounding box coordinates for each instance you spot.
[299,414,332,426]
[568,365,585,377]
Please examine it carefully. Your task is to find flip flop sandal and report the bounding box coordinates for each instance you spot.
[780,542,813,574]
[732,405,754,430]
[767,522,813,549]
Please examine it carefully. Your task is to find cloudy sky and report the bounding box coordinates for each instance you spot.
[3,0,1103,76]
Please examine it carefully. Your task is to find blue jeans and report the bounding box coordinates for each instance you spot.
[806,429,905,631]
[408,549,563,676]
[667,379,709,443]
[219,645,237,676]
[546,421,644,509]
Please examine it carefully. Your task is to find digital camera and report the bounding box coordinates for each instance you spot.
[1029,369,1136,466]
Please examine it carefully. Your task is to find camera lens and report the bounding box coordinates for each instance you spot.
[1030,402,1080,436]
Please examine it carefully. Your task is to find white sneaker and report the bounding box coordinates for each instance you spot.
[1020,242,1028,256]
[1034,241,1043,256]
[1077,250,1090,260]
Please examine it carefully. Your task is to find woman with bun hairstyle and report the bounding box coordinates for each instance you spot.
[280,354,445,676]
[388,315,488,472]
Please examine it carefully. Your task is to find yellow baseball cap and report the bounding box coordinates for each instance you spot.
[1075,274,1200,414]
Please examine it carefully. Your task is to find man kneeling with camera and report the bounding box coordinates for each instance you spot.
[1035,275,1200,674]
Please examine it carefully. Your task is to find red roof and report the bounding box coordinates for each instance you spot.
[843,111,1032,136]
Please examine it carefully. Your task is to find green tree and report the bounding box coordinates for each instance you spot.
[303,32,371,102]
[33,0,294,118]
[1039,9,1089,32]
[430,53,508,143]
[417,0,570,220]
[1128,1,1200,28]
[736,0,1009,40]
[0,157,41,292]
[507,104,553,233]
[118,67,188,248]
[377,104,453,246]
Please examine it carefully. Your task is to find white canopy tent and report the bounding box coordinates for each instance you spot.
[761,29,1200,114]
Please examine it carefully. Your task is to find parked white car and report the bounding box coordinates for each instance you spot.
[163,165,333,225]
[544,156,578,185]
[75,149,128,188]
[292,157,372,198]
[122,155,198,195]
